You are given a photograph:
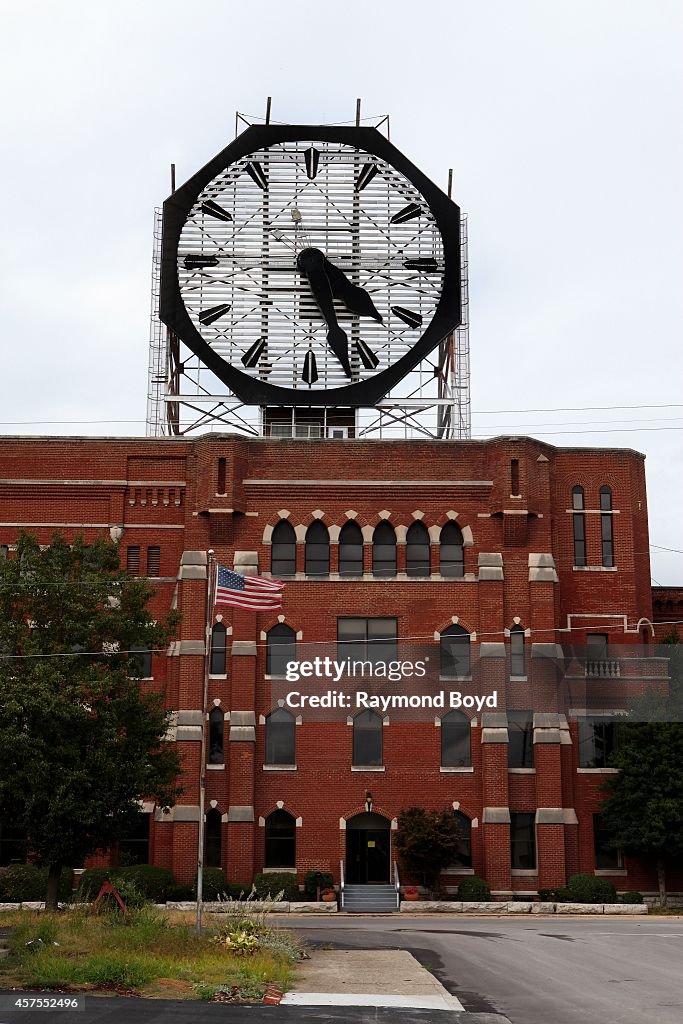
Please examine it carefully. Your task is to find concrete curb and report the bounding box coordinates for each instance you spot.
[398,900,648,915]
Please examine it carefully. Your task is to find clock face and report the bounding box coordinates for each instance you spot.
[161,126,461,407]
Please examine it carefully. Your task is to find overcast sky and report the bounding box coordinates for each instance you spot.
[0,1,681,583]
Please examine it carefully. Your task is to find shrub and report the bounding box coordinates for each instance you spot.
[303,870,334,899]
[166,882,194,902]
[77,868,111,901]
[223,882,252,900]
[620,891,644,904]
[0,864,73,903]
[114,865,174,903]
[457,876,491,901]
[252,872,300,901]
[192,867,229,901]
[565,873,617,904]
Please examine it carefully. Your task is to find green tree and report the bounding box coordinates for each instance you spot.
[394,807,462,895]
[0,533,182,909]
[600,633,683,906]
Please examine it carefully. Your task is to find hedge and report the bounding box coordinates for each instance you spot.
[0,864,74,903]
[304,870,334,899]
[457,876,491,901]
[77,865,174,904]
[252,871,301,901]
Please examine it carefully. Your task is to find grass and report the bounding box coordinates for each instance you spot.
[0,906,298,1000]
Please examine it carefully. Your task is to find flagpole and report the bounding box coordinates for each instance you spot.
[196,548,215,934]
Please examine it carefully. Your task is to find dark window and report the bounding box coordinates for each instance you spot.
[578,716,619,768]
[118,812,150,866]
[0,545,8,561]
[440,521,464,578]
[510,625,526,677]
[146,546,161,577]
[600,485,614,567]
[205,808,222,868]
[126,546,141,576]
[216,457,227,494]
[510,812,536,869]
[265,708,296,765]
[572,486,586,566]
[587,633,609,661]
[264,809,296,868]
[0,819,27,866]
[511,458,520,495]
[452,811,472,868]
[352,709,383,766]
[372,522,396,577]
[339,521,363,576]
[209,707,224,764]
[440,625,471,678]
[337,618,398,667]
[441,710,471,767]
[271,520,296,577]
[129,644,152,678]
[508,710,534,768]
[593,813,623,870]
[406,521,430,577]
[305,521,329,577]
[266,623,296,676]
[210,622,227,675]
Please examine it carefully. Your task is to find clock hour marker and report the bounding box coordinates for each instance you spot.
[304,147,320,180]
[198,303,231,326]
[392,306,423,329]
[200,200,232,222]
[356,163,378,191]
[391,202,422,224]
[355,338,379,370]
[241,337,267,368]
[403,257,439,272]
[302,349,319,385]
[246,161,268,189]
[184,254,219,270]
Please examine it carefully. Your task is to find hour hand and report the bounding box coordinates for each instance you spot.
[297,248,351,377]
[322,258,383,322]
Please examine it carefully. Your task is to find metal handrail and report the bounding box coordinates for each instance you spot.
[340,859,345,909]
[394,861,400,890]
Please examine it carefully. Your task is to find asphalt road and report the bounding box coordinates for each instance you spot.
[289,914,683,1024]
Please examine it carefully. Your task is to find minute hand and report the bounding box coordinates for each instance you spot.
[297,247,351,377]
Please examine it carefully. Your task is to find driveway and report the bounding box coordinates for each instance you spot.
[288,914,683,1024]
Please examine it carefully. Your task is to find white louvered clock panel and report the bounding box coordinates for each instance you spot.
[177,141,444,391]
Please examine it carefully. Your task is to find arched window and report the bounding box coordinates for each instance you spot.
[352,709,383,766]
[510,624,526,677]
[265,708,296,765]
[600,485,614,567]
[339,521,364,577]
[406,521,430,577]
[440,625,471,678]
[205,808,222,869]
[572,486,586,566]
[209,707,224,764]
[305,521,329,577]
[210,622,227,675]
[264,809,296,868]
[453,811,472,868]
[372,522,396,577]
[266,623,296,677]
[129,644,152,678]
[271,520,296,577]
[441,710,471,767]
[440,522,464,578]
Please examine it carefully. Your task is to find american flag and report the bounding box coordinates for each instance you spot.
[214,564,285,611]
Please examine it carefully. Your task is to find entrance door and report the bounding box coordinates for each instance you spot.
[346,813,391,884]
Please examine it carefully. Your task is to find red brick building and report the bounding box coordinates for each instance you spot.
[0,431,678,898]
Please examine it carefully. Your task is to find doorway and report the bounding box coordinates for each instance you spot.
[346,812,391,884]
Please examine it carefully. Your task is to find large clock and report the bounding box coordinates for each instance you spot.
[160,125,461,407]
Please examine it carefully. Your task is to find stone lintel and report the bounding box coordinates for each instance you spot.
[229,726,256,742]
[534,728,562,744]
[483,807,511,825]
[481,712,508,728]
[479,642,506,659]
[178,565,207,580]
[179,639,206,656]
[230,711,256,726]
[232,640,257,656]
[181,551,208,565]
[481,728,509,744]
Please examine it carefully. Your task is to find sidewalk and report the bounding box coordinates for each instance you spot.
[281,949,464,1012]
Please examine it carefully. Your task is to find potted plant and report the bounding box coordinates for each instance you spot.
[403,886,419,901]
[321,887,337,903]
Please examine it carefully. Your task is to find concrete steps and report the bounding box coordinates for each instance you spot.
[342,884,399,913]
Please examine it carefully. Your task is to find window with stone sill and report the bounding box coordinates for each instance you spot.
[266,623,296,677]
[510,624,526,677]
[593,812,623,870]
[510,812,536,870]
[352,709,383,767]
[441,710,471,767]
[440,624,471,679]
[508,710,534,769]
[406,521,430,577]
[209,707,224,764]
[339,521,363,576]
[265,707,296,766]
[264,810,296,868]
[210,622,227,675]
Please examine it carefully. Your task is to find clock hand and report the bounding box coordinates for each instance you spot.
[297,247,351,377]
[321,257,383,322]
